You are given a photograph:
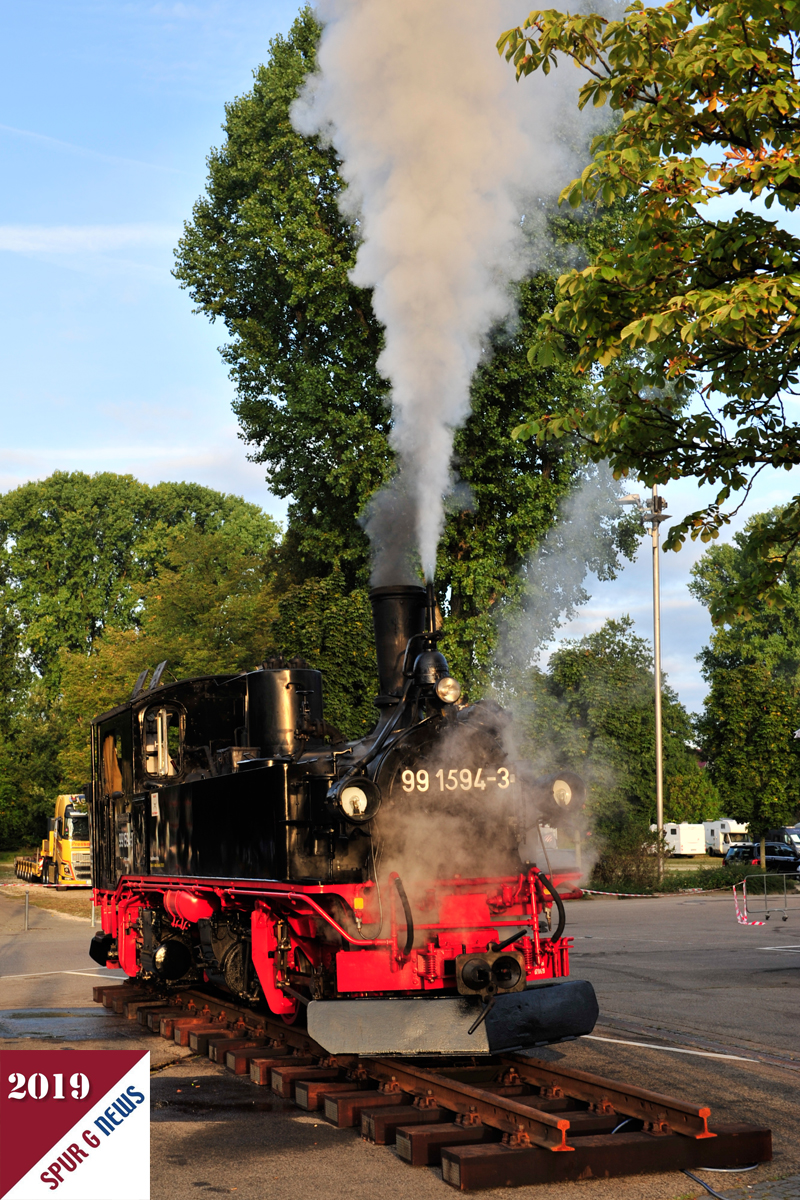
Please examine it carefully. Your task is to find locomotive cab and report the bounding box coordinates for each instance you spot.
[88,583,598,1055]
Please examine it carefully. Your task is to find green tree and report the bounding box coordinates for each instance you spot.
[57,522,282,792]
[696,664,800,861]
[174,7,389,583]
[0,682,62,850]
[0,471,280,692]
[517,617,706,831]
[0,472,281,838]
[501,3,800,618]
[266,573,378,740]
[690,507,800,684]
[690,507,800,858]
[0,551,60,847]
[665,772,721,825]
[173,9,634,696]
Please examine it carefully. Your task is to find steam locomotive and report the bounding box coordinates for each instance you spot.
[88,584,598,1055]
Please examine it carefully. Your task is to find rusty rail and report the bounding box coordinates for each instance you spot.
[504,1054,716,1139]
[92,982,771,1190]
[363,1059,573,1151]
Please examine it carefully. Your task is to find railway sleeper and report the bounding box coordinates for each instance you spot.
[271,1065,343,1101]
[440,1125,773,1191]
[250,1056,316,1087]
[93,983,773,1190]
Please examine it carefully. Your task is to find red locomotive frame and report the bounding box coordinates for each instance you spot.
[96,868,575,1020]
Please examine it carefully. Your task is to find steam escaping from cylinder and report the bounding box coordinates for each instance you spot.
[292,0,588,583]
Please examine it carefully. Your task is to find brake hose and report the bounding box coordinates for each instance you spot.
[537,873,567,944]
[495,873,567,950]
[393,874,414,957]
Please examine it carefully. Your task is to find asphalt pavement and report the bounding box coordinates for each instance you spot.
[1,889,799,1200]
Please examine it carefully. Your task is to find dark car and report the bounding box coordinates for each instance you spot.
[725,842,800,873]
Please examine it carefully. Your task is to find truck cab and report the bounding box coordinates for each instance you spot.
[42,795,91,885]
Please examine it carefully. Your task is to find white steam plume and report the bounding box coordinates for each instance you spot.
[292,0,588,583]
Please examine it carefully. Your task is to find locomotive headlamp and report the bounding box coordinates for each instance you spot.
[553,778,573,808]
[435,676,461,704]
[336,777,382,824]
[530,770,587,825]
[341,786,369,818]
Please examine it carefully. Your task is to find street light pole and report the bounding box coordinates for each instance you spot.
[649,486,666,881]
[618,486,669,880]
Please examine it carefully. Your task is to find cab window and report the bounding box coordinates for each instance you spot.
[67,814,89,841]
[102,731,123,796]
[143,706,183,777]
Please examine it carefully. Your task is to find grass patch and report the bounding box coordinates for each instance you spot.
[654,864,753,891]
[656,865,796,892]
[0,848,38,863]
[594,865,796,894]
[0,883,93,919]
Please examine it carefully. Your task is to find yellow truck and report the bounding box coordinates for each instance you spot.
[15,794,92,887]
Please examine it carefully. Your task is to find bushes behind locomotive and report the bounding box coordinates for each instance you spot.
[589,824,666,892]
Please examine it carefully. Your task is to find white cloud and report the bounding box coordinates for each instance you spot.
[0,224,178,254]
[0,122,182,173]
[0,437,288,524]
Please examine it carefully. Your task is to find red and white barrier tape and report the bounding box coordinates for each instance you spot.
[580,886,715,898]
[732,883,768,926]
[0,881,61,888]
[580,888,656,898]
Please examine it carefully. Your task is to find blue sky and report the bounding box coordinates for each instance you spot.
[1,1,798,714]
[0,1,298,513]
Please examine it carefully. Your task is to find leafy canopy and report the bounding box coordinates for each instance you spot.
[174,7,390,582]
[691,508,800,832]
[499,3,800,619]
[691,505,800,684]
[515,616,710,831]
[696,662,800,836]
[0,471,280,691]
[174,9,634,696]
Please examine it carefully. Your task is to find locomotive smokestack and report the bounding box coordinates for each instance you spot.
[426,582,436,636]
[369,584,427,704]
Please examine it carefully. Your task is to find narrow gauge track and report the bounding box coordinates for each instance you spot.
[94,982,771,1191]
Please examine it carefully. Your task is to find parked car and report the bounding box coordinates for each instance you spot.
[724,842,800,873]
[765,827,800,852]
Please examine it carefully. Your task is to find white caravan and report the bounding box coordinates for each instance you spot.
[704,819,749,857]
[651,822,706,856]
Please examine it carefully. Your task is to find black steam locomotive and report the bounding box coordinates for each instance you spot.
[88,584,597,1055]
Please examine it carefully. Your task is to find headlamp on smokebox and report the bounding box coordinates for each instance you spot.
[530,770,587,827]
[435,675,461,704]
[330,776,382,824]
[553,778,573,808]
[413,648,461,704]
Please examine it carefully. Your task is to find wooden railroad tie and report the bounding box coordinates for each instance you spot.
[93,983,773,1191]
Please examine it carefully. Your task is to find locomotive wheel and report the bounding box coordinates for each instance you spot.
[280,1003,302,1026]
